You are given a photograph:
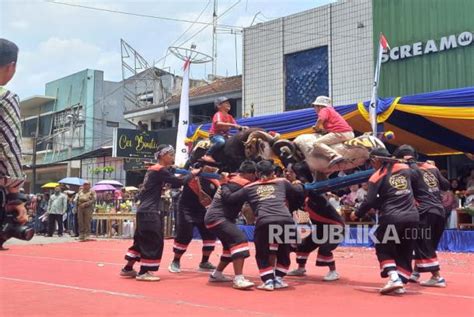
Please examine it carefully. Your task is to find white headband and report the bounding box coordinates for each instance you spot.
[155,145,175,159]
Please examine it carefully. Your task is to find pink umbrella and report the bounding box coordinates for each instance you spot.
[92,184,116,192]
[96,180,124,187]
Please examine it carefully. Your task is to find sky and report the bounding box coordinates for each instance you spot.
[1,0,335,98]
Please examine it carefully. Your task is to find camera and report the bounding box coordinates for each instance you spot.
[0,210,35,241]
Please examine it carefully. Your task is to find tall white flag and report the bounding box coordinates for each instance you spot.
[175,58,191,167]
[369,33,390,136]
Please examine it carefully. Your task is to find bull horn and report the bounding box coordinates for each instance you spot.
[272,139,296,158]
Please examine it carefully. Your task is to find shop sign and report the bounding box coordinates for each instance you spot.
[113,128,160,159]
[382,31,472,63]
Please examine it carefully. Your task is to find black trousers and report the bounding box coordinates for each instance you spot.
[173,209,216,256]
[294,222,343,267]
[255,218,293,282]
[48,214,63,236]
[375,222,417,283]
[414,212,445,273]
[73,213,79,236]
[125,212,164,272]
[208,219,250,263]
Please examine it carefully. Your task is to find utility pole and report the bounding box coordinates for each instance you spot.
[66,110,77,177]
[31,135,38,193]
[234,30,238,76]
[31,109,41,193]
[212,0,218,78]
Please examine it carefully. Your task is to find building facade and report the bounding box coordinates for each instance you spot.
[373,0,474,97]
[242,0,474,116]
[20,69,133,192]
[124,75,243,130]
[123,75,243,185]
[243,0,373,115]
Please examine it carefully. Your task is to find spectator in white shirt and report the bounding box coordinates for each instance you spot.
[46,186,67,237]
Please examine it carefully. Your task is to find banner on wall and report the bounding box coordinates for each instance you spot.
[112,128,160,159]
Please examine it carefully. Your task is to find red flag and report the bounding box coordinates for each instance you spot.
[183,58,191,71]
[380,34,390,50]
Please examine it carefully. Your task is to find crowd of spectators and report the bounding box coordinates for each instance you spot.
[20,167,474,238]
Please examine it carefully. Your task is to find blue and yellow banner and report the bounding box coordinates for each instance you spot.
[187,87,474,156]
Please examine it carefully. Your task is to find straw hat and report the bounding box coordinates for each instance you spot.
[312,96,332,107]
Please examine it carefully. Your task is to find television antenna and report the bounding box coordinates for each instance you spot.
[168,44,213,64]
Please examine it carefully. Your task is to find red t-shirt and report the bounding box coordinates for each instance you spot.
[318,107,353,133]
[209,111,236,135]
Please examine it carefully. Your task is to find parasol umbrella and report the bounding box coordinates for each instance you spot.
[92,184,116,192]
[96,180,124,187]
[124,186,139,192]
[41,182,60,189]
[59,177,86,186]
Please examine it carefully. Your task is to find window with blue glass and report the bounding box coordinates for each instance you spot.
[285,46,328,111]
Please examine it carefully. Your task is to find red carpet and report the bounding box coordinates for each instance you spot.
[1,240,473,316]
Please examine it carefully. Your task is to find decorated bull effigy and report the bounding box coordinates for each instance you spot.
[186,86,473,157]
[185,87,473,192]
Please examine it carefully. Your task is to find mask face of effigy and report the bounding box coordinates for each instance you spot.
[244,138,259,159]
